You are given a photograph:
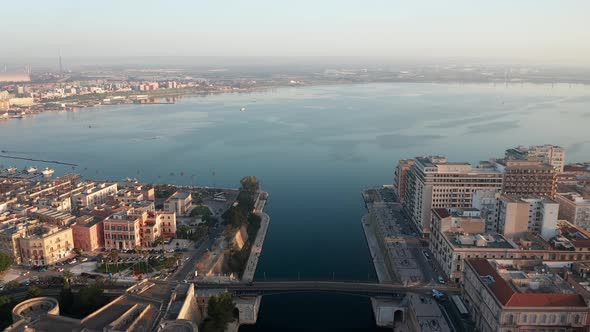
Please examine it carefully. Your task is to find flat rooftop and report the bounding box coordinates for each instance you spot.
[447,232,516,249]
[169,191,190,200]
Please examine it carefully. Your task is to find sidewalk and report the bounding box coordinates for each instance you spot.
[361,214,392,283]
[242,212,270,282]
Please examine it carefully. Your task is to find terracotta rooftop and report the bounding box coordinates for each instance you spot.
[467,259,587,308]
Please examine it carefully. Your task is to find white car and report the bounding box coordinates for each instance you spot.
[68,259,77,265]
[80,257,89,262]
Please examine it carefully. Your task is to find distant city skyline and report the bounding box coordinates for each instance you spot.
[3,0,590,66]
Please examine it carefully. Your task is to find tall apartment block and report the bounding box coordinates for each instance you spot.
[393,159,414,204]
[555,192,590,230]
[496,194,559,240]
[493,159,556,197]
[403,156,503,236]
[505,144,565,173]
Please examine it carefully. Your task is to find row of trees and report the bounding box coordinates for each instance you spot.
[223,176,263,277]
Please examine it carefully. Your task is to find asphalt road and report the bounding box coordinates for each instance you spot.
[192,280,461,296]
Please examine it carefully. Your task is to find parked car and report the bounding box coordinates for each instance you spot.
[438,276,445,284]
[80,257,89,262]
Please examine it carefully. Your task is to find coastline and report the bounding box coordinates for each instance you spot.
[3,80,586,124]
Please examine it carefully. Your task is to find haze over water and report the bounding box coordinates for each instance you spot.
[2,82,590,331]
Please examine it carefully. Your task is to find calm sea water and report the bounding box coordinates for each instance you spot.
[2,83,590,331]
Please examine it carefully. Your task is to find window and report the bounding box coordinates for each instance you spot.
[507,314,514,324]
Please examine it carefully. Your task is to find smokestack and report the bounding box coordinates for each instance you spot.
[59,49,63,74]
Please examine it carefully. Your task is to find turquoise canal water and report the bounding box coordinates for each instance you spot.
[2,83,590,331]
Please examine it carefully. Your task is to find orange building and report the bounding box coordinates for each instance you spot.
[72,216,104,252]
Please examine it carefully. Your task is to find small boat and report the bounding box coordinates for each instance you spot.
[6,166,17,172]
[240,107,246,112]
[26,166,37,173]
[42,168,55,177]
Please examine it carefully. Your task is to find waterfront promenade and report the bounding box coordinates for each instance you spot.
[242,193,270,282]
[361,214,392,283]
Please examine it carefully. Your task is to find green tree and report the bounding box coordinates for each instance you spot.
[202,293,237,332]
[59,279,74,314]
[154,235,166,253]
[222,206,247,229]
[0,296,10,307]
[78,285,104,313]
[177,225,190,239]
[0,253,13,272]
[26,285,42,298]
[5,280,19,290]
[0,295,14,330]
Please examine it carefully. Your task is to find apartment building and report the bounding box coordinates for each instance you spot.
[403,156,503,236]
[505,144,566,173]
[103,210,141,250]
[104,207,176,250]
[72,215,104,252]
[0,220,32,264]
[463,259,589,332]
[494,159,556,197]
[73,182,118,209]
[164,191,192,216]
[18,225,74,267]
[496,194,559,240]
[430,209,590,284]
[556,192,590,230]
[128,208,177,247]
[393,159,414,204]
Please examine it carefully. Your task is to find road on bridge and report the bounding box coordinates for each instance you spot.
[190,280,461,296]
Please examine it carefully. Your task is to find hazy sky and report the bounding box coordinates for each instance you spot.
[3,0,590,65]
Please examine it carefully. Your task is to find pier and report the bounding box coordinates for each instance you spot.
[0,154,78,166]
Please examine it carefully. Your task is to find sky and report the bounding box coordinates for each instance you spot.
[3,0,590,66]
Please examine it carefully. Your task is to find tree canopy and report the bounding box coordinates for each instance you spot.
[26,286,42,298]
[78,285,104,314]
[0,253,13,272]
[201,293,237,332]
